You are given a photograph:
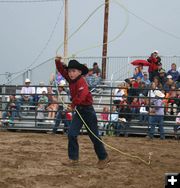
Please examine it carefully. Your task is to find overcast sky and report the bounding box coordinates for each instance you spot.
[0,0,180,79]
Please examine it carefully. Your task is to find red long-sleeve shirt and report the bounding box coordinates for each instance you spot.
[55,59,93,109]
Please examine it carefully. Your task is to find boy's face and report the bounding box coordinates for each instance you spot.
[68,69,82,80]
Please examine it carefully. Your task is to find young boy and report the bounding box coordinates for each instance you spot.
[55,56,109,169]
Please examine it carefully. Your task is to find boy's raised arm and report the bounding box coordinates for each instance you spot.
[55,56,69,81]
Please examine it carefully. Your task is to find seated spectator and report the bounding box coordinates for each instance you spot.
[154,62,165,78]
[36,91,49,121]
[163,75,175,93]
[139,96,149,123]
[141,72,151,86]
[98,106,109,136]
[148,82,158,103]
[113,83,125,108]
[92,62,102,85]
[176,88,180,107]
[130,97,140,118]
[1,95,18,126]
[53,81,69,134]
[35,81,48,102]
[175,111,180,139]
[86,68,97,90]
[117,97,132,137]
[176,75,180,88]
[132,67,143,80]
[107,106,118,136]
[158,69,167,86]
[46,87,58,123]
[167,85,178,116]
[19,78,35,106]
[153,76,163,89]
[125,79,138,104]
[167,63,179,81]
[93,62,101,77]
[139,81,149,97]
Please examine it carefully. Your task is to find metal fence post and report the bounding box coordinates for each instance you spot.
[2,85,6,111]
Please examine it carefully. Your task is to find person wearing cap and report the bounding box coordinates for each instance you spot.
[167,63,179,81]
[158,68,167,86]
[52,80,69,134]
[147,90,165,140]
[141,72,151,86]
[147,50,161,82]
[17,78,35,117]
[21,79,35,102]
[34,81,48,103]
[55,56,109,169]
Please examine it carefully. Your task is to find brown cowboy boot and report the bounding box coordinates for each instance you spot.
[97,156,110,169]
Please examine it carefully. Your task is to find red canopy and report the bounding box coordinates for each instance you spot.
[131,59,150,66]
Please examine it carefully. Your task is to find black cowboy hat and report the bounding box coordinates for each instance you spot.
[66,59,89,75]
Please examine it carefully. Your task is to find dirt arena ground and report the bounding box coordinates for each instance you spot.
[0,131,179,188]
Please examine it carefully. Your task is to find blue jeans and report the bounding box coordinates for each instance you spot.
[114,122,129,137]
[68,105,108,160]
[2,110,16,121]
[148,115,165,139]
[139,113,148,122]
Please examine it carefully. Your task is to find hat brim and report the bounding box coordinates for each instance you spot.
[155,91,165,98]
[66,60,89,75]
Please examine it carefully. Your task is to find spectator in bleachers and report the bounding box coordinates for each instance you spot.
[35,81,48,102]
[175,75,180,88]
[167,63,179,81]
[167,85,178,116]
[19,78,35,106]
[175,110,180,139]
[46,87,58,123]
[139,81,149,97]
[132,67,143,80]
[52,81,68,134]
[147,50,161,82]
[176,88,180,106]
[141,72,151,86]
[98,106,109,136]
[163,75,175,94]
[93,62,101,77]
[107,106,118,136]
[92,62,102,85]
[148,82,157,103]
[147,90,165,140]
[85,68,97,90]
[36,90,49,121]
[123,79,136,104]
[158,69,167,86]
[130,97,140,118]
[154,62,165,77]
[139,96,149,123]
[117,97,132,137]
[112,83,125,108]
[153,76,163,89]
[1,95,17,126]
